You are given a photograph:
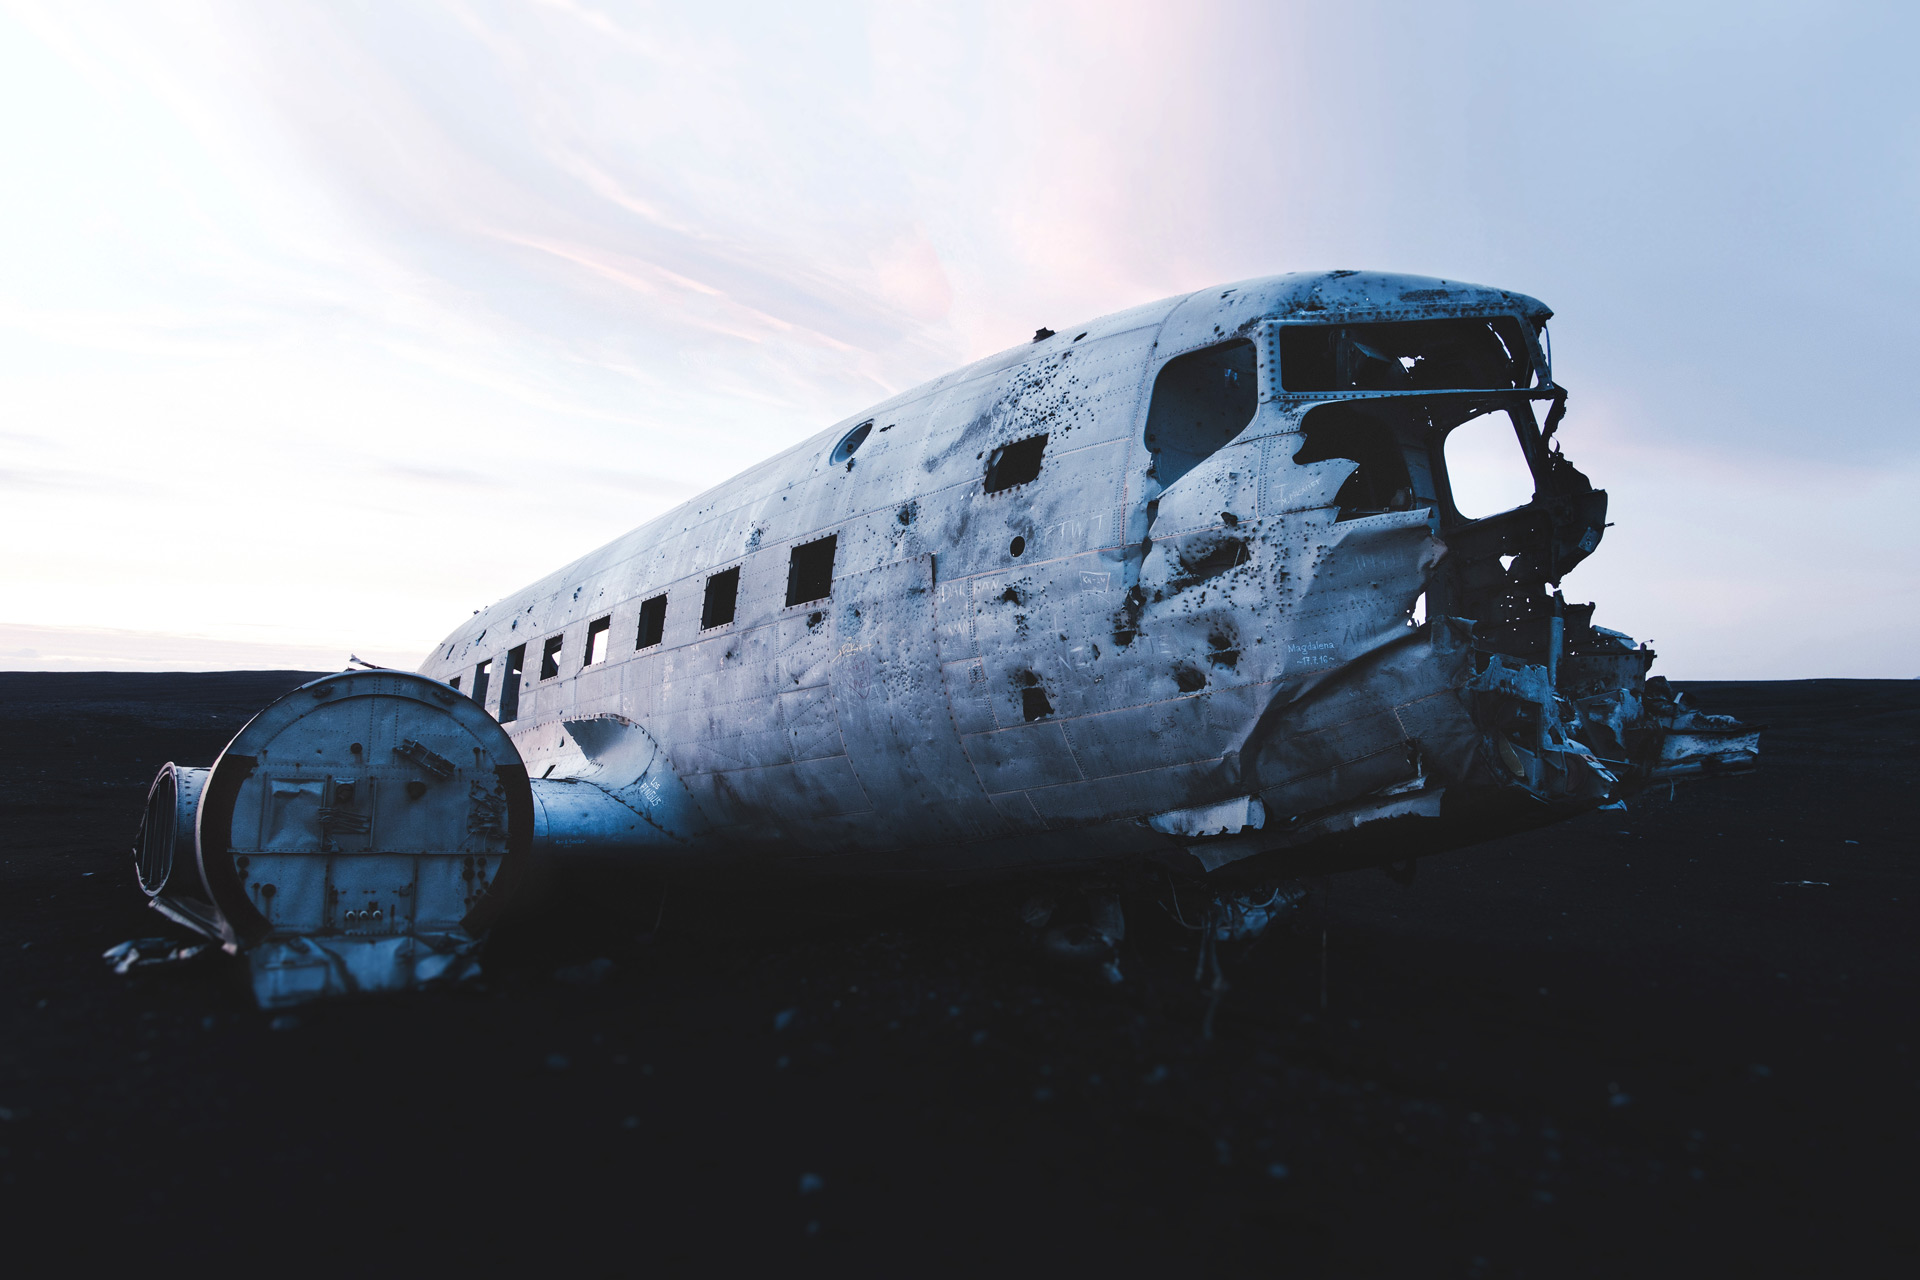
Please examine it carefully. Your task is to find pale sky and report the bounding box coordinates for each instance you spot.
[2,0,1914,677]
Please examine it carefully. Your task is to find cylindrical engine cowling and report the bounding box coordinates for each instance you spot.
[130,671,708,1001]
[133,762,209,898]
[184,669,536,953]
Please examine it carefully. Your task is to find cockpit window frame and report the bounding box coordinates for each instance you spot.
[1268,314,1550,396]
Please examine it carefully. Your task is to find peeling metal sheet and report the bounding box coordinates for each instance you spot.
[1148,795,1265,838]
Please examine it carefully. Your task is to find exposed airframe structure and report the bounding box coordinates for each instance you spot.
[132,271,1758,1004]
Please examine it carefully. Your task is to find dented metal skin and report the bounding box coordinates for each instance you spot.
[135,270,1759,1000]
[425,269,1755,879]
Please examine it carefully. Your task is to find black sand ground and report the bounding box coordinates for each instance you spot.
[0,673,1913,1274]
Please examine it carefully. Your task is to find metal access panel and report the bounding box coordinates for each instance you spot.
[196,671,531,967]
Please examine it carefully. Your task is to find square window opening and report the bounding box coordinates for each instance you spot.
[472,659,491,707]
[984,434,1048,493]
[449,675,461,690]
[583,616,611,666]
[540,634,564,680]
[636,594,666,649]
[786,534,837,606]
[702,567,740,630]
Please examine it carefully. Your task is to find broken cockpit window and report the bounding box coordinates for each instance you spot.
[1279,317,1538,392]
[1294,397,1541,524]
[540,634,564,680]
[1444,409,1539,520]
[1293,401,1421,520]
[1143,339,1257,489]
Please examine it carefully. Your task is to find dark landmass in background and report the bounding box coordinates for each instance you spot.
[0,673,1913,1274]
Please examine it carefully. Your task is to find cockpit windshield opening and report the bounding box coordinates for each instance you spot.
[1279,317,1538,392]
[1295,396,1541,525]
[1444,410,1538,520]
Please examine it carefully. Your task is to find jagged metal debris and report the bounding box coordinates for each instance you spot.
[103,937,207,975]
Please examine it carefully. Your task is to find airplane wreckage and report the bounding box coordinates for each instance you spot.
[130,271,1759,1005]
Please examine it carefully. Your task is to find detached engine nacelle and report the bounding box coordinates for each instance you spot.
[135,670,534,1005]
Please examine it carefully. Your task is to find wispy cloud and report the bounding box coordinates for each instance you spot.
[0,0,1914,675]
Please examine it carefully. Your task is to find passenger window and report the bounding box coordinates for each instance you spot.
[984,435,1047,493]
[786,535,837,606]
[1142,340,1256,489]
[636,595,666,649]
[583,616,611,666]
[472,659,491,707]
[499,645,525,722]
[702,567,740,629]
[540,634,564,680]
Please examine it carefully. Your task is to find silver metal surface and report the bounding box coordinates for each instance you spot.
[420,270,1755,883]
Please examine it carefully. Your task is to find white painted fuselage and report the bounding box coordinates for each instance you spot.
[420,271,1597,881]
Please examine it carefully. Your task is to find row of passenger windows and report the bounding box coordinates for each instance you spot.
[454,533,841,722]
[448,424,1066,721]
[448,419,1058,722]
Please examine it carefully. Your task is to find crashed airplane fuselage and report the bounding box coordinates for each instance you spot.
[134,271,1758,1000]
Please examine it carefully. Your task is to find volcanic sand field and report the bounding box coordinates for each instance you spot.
[0,672,1913,1273]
